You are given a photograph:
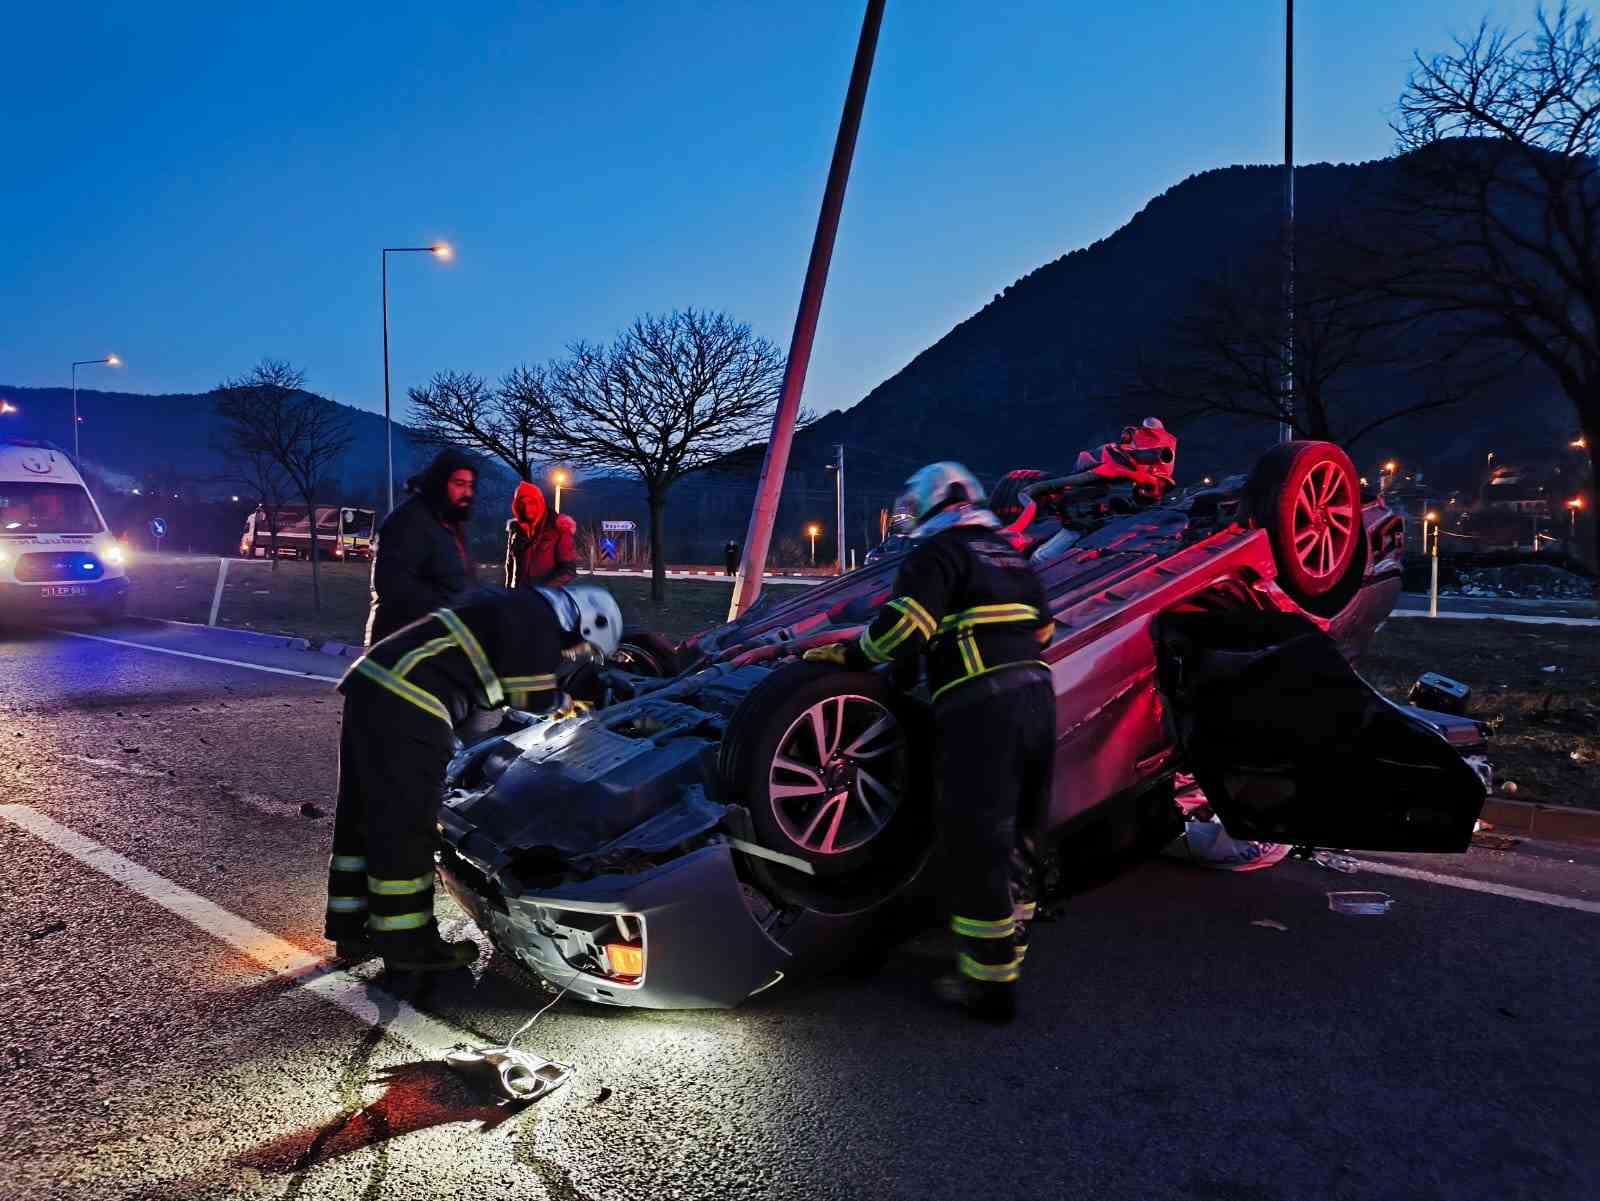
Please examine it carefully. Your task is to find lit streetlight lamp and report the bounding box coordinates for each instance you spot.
[551,468,570,514]
[1423,510,1441,617]
[1569,496,1586,539]
[381,243,452,513]
[70,355,120,462]
[806,523,822,566]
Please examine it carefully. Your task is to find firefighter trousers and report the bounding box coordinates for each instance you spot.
[931,665,1054,987]
[323,687,456,950]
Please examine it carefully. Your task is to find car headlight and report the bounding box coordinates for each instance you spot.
[102,544,126,567]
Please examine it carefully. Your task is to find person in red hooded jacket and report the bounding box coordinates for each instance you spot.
[504,481,578,589]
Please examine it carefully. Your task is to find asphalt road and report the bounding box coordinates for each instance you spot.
[2,619,1597,1201]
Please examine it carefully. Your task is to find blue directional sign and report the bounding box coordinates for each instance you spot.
[149,517,168,540]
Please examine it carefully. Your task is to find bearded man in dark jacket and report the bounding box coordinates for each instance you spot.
[364,449,478,645]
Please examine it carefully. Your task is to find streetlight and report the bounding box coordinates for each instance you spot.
[70,355,120,462]
[0,401,17,415]
[806,523,822,566]
[1424,510,1441,618]
[1569,496,1586,539]
[381,243,452,513]
[551,468,570,514]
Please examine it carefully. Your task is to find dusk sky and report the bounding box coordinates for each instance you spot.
[4,1,1539,419]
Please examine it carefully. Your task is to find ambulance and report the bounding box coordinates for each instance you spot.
[0,437,129,622]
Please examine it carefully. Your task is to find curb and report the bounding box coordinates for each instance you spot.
[1482,797,1600,844]
[134,616,363,658]
[135,616,313,653]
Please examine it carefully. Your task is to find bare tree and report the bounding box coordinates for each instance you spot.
[210,435,292,569]
[1386,3,1600,564]
[547,310,786,602]
[407,365,555,482]
[1127,229,1493,448]
[213,360,354,612]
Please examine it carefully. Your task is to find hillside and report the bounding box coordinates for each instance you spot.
[3,156,1576,563]
[784,159,1570,492]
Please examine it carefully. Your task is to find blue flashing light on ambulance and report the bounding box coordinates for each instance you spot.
[0,436,129,622]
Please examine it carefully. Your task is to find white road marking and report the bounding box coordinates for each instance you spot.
[47,628,342,683]
[1350,857,1600,916]
[0,805,470,1055]
[54,751,171,780]
[1389,610,1600,627]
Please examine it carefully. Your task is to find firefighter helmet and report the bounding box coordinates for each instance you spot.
[538,584,624,660]
[895,462,986,528]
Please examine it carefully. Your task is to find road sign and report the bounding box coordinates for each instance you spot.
[149,516,167,553]
[599,536,618,562]
[601,520,636,532]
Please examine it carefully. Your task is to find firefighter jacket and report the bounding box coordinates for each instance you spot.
[341,587,566,731]
[850,517,1054,702]
[365,493,477,645]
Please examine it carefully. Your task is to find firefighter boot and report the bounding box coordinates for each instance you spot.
[933,974,1017,1025]
[379,925,481,973]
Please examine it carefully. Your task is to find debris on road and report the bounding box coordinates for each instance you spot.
[298,802,326,819]
[26,920,67,940]
[1328,892,1394,915]
[1298,849,1360,873]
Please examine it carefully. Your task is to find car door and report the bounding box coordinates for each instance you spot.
[1154,609,1485,851]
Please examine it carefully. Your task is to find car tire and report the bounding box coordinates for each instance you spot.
[719,661,931,885]
[610,631,681,677]
[1246,440,1364,610]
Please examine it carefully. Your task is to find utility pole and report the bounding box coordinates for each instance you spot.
[1279,0,1295,444]
[833,444,846,574]
[728,0,886,619]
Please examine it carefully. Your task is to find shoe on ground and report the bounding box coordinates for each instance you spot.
[381,933,480,973]
[333,938,378,962]
[933,973,1016,1025]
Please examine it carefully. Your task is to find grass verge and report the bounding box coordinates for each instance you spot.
[1358,618,1599,810]
[124,555,807,644]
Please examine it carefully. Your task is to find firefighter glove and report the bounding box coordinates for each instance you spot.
[802,645,850,667]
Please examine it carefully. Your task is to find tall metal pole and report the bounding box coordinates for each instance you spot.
[1279,0,1295,444]
[382,249,393,514]
[833,443,846,574]
[71,362,80,463]
[728,0,886,619]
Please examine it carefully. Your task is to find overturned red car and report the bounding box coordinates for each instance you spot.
[437,433,1487,1009]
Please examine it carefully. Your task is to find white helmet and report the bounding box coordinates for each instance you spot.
[537,584,624,660]
[895,462,986,528]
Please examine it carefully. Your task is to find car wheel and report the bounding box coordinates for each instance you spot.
[610,631,681,677]
[1246,440,1364,610]
[720,662,931,888]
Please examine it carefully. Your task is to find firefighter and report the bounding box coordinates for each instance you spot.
[324,583,623,971]
[805,463,1054,1023]
[504,481,578,589]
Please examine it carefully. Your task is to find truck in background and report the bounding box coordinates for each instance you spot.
[239,505,376,562]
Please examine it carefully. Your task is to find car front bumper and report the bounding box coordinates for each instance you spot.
[437,840,791,1009]
[0,575,128,615]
